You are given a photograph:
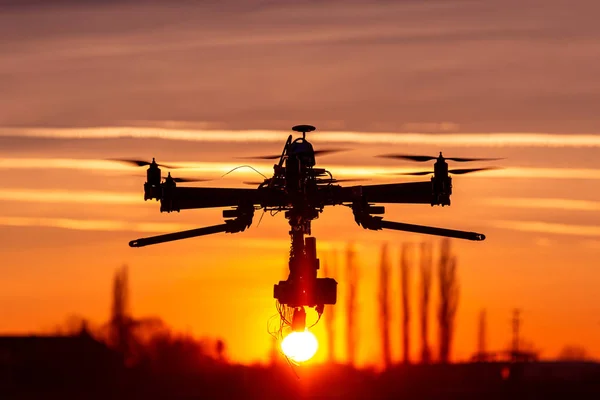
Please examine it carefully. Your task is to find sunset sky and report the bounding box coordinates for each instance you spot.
[1,0,599,366]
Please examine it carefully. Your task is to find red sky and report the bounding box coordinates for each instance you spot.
[1,0,599,366]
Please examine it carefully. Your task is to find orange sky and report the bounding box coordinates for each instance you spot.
[1,0,599,366]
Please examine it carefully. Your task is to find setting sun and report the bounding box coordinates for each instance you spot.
[281,329,319,363]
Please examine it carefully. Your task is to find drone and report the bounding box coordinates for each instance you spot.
[119,125,494,336]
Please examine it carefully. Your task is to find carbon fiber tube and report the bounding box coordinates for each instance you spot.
[129,224,229,247]
[379,220,485,241]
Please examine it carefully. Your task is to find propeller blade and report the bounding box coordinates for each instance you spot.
[378,154,502,163]
[238,148,348,160]
[313,148,349,156]
[109,158,179,169]
[171,177,213,183]
[396,171,433,176]
[445,157,502,162]
[319,178,371,183]
[396,167,498,176]
[448,167,498,175]
[378,154,436,162]
[236,155,281,160]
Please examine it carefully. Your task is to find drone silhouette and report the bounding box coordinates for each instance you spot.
[116,125,494,333]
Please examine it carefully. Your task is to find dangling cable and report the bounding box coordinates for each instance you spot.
[308,311,323,329]
[221,165,267,179]
[256,210,266,228]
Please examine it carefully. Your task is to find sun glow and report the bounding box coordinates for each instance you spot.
[280,329,319,363]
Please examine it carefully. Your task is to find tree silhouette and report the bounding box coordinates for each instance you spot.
[437,238,459,364]
[215,339,226,362]
[558,345,589,361]
[346,243,359,366]
[107,265,168,366]
[474,309,487,362]
[419,242,433,364]
[378,242,391,369]
[54,314,93,336]
[400,242,412,365]
[109,265,134,363]
[323,249,338,364]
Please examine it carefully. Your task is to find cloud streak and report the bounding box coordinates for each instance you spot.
[484,197,600,212]
[1,157,599,181]
[0,216,198,233]
[491,220,600,237]
[3,127,600,148]
[0,188,141,205]
[2,1,599,134]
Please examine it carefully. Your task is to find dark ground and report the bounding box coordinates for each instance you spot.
[1,333,599,399]
[2,359,600,400]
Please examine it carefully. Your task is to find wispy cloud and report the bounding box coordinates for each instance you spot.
[0,216,198,233]
[0,158,131,172]
[0,215,365,251]
[581,240,600,250]
[0,158,262,175]
[1,157,599,181]
[3,127,600,148]
[484,197,600,211]
[0,188,141,205]
[491,220,600,237]
[451,168,600,180]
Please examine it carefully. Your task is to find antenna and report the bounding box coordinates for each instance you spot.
[292,124,316,139]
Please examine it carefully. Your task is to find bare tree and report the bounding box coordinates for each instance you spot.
[437,238,459,364]
[54,314,93,336]
[109,265,133,360]
[475,309,487,362]
[419,242,433,364]
[379,242,391,369]
[400,242,412,365]
[346,243,359,366]
[558,345,589,361]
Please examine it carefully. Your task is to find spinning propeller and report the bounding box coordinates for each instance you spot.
[108,158,212,183]
[167,176,213,183]
[378,153,501,162]
[396,167,497,176]
[238,148,348,160]
[379,151,501,176]
[109,158,180,169]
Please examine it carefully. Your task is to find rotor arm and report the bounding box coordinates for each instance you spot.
[130,205,255,247]
[378,219,485,241]
[129,223,231,247]
[163,187,264,212]
[331,182,433,206]
[353,210,485,241]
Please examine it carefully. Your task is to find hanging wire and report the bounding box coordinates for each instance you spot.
[267,301,323,378]
[308,311,323,329]
[256,210,266,228]
[221,165,267,179]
